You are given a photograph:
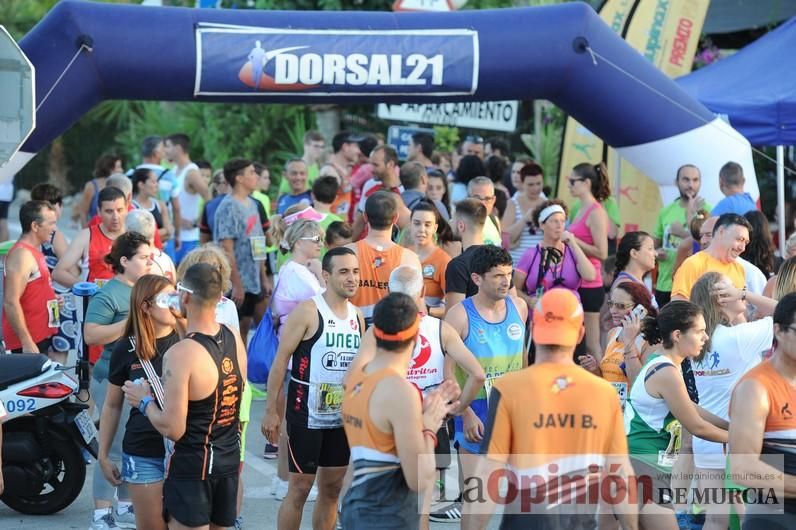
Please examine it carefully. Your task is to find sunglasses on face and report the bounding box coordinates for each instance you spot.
[606,301,634,310]
[465,135,484,144]
[299,235,322,243]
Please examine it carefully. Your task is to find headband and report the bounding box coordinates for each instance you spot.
[539,204,565,224]
[373,315,420,342]
[283,206,323,226]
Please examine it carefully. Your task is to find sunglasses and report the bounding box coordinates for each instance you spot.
[176,282,194,294]
[465,135,484,144]
[299,235,322,243]
[568,177,585,184]
[606,301,634,310]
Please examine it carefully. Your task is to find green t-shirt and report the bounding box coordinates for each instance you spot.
[277,163,320,196]
[653,198,713,292]
[251,189,271,216]
[85,278,132,382]
[569,197,621,228]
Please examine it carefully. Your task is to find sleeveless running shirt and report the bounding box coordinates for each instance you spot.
[176,163,200,242]
[407,314,445,396]
[287,294,362,429]
[1,241,58,350]
[86,224,115,284]
[349,240,403,325]
[132,198,164,229]
[568,201,604,289]
[167,325,243,480]
[625,356,682,471]
[342,366,417,528]
[454,296,524,454]
[735,360,796,442]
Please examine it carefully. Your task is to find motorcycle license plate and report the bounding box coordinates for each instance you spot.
[74,410,97,444]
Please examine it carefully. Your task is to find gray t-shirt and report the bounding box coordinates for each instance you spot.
[214,195,264,294]
[85,278,131,382]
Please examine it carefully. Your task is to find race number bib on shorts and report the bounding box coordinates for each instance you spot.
[315,383,343,415]
[47,299,60,328]
[250,236,268,261]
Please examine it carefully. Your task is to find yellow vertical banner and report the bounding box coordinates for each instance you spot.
[556,0,710,233]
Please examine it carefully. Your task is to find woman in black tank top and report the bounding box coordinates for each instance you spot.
[131,168,173,243]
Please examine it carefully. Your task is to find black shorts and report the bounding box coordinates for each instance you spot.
[654,290,671,308]
[11,337,52,354]
[287,423,350,474]
[163,475,238,528]
[239,291,264,318]
[578,286,605,313]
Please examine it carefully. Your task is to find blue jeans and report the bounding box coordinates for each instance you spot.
[121,453,165,485]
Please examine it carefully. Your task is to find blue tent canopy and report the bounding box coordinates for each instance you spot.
[678,16,796,146]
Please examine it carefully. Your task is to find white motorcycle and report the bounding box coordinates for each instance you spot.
[0,353,98,515]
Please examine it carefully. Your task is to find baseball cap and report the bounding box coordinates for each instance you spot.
[283,205,324,226]
[532,289,584,347]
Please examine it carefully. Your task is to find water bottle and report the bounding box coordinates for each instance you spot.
[155,291,184,318]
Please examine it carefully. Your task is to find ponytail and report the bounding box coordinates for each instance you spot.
[572,161,611,202]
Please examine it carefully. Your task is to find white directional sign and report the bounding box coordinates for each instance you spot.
[377,101,519,132]
[0,25,35,168]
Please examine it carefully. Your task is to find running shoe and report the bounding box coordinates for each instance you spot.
[234,515,244,529]
[88,510,119,530]
[428,500,462,523]
[271,476,289,500]
[263,443,279,459]
[675,511,690,530]
[114,504,136,529]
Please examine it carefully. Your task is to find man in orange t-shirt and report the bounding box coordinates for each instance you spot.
[474,289,637,530]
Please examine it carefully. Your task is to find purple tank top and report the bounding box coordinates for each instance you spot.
[569,202,603,288]
[518,244,581,299]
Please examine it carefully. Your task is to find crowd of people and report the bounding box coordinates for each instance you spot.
[1,129,796,530]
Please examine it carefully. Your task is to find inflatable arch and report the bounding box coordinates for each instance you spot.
[6,0,756,207]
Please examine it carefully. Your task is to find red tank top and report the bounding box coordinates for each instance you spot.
[87,224,115,283]
[2,241,58,350]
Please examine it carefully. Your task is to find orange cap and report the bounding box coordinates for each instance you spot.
[532,289,584,347]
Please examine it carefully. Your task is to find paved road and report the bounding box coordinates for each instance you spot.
[0,395,496,529]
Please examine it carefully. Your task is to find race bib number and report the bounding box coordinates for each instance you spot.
[47,299,60,328]
[314,383,343,415]
[250,236,268,261]
[611,382,627,410]
[662,224,682,252]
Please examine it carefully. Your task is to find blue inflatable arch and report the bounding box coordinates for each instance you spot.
[5,0,756,206]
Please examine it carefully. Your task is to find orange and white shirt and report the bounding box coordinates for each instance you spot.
[421,247,450,310]
[734,359,796,442]
[349,240,404,325]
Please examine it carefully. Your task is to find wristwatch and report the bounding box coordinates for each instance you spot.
[138,396,154,416]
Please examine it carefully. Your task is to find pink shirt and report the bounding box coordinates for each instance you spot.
[569,202,604,289]
[272,260,322,338]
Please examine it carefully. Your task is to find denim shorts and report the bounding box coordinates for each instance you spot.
[121,452,165,485]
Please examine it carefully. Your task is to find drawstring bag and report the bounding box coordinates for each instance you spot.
[247,307,278,384]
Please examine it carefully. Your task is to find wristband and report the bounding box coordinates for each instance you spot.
[422,428,438,448]
[138,396,154,416]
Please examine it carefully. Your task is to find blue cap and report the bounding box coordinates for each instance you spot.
[72,281,98,297]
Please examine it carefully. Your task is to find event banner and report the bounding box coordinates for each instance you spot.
[194,25,479,97]
[556,0,709,233]
[377,101,519,132]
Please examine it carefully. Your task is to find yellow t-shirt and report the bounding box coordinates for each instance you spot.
[671,251,745,299]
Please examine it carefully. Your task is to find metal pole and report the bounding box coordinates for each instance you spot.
[778,145,786,255]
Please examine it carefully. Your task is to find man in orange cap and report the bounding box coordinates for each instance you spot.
[470,289,638,530]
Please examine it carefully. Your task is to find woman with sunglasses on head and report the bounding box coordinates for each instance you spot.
[98,275,178,530]
[567,162,611,361]
[514,199,596,312]
[409,200,454,318]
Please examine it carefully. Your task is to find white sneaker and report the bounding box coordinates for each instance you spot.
[114,504,136,529]
[306,484,318,502]
[88,509,119,530]
[271,476,289,500]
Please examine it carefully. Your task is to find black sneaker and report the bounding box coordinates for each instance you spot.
[428,501,462,523]
[263,443,278,459]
